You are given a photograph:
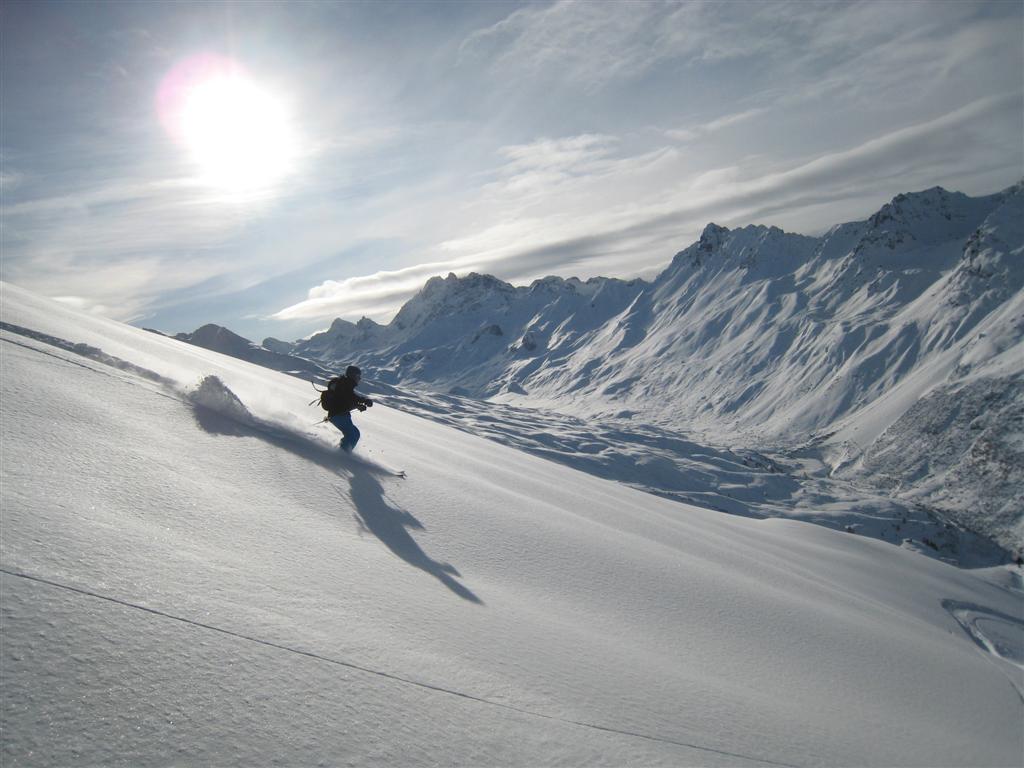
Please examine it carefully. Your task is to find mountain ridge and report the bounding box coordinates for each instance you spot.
[173,182,1023,553]
[172,323,331,380]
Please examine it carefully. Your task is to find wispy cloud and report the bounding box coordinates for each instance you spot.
[455,1,839,90]
[0,169,26,193]
[460,1,696,89]
[0,170,267,319]
[498,134,618,174]
[463,0,1018,109]
[673,92,1023,215]
[478,134,622,202]
[274,91,1023,325]
[272,260,477,324]
[666,107,769,143]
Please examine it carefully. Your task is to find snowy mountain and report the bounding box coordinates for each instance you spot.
[2,281,1022,767]
[171,323,331,381]
[271,184,1024,554]
[274,272,648,397]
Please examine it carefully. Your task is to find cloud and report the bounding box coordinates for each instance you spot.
[272,260,482,324]
[459,0,711,89]
[18,253,177,323]
[273,91,1023,326]
[753,2,1022,110]
[498,134,618,173]
[680,92,1023,213]
[0,170,26,192]
[462,0,1021,113]
[0,171,266,320]
[457,0,886,92]
[667,107,769,143]
[51,295,116,317]
[477,134,623,202]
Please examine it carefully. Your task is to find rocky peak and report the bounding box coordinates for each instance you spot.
[856,185,1002,253]
[868,187,947,228]
[698,223,730,253]
[177,324,251,350]
[328,317,356,334]
[422,272,513,296]
[392,272,516,331]
[661,223,731,274]
[262,337,295,355]
[529,275,573,293]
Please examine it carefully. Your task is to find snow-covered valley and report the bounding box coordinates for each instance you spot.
[2,280,1023,766]
[368,382,1009,568]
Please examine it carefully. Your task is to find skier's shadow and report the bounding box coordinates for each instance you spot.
[347,472,483,605]
[185,396,481,604]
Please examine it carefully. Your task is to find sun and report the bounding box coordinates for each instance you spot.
[159,55,298,196]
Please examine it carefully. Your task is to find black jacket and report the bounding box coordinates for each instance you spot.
[327,375,371,417]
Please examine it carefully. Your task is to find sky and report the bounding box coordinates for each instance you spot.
[1,0,1022,342]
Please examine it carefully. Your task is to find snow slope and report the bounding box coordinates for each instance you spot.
[369,381,1009,569]
[2,283,1022,767]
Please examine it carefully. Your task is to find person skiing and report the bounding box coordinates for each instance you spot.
[325,365,373,452]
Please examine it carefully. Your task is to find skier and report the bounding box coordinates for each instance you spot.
[325,365,373,452]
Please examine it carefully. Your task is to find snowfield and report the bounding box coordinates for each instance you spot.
[2,283,1022,767]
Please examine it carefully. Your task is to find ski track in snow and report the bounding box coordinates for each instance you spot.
[943,599,1024,699]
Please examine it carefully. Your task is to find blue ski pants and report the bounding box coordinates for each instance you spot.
[329,412,361,452]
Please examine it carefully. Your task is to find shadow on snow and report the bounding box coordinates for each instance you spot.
[188,383,482,605]
[346,473,482,604]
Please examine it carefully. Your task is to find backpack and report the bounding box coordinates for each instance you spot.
[318,377,342,412]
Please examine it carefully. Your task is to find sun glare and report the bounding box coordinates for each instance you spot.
[159,54,298,197]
